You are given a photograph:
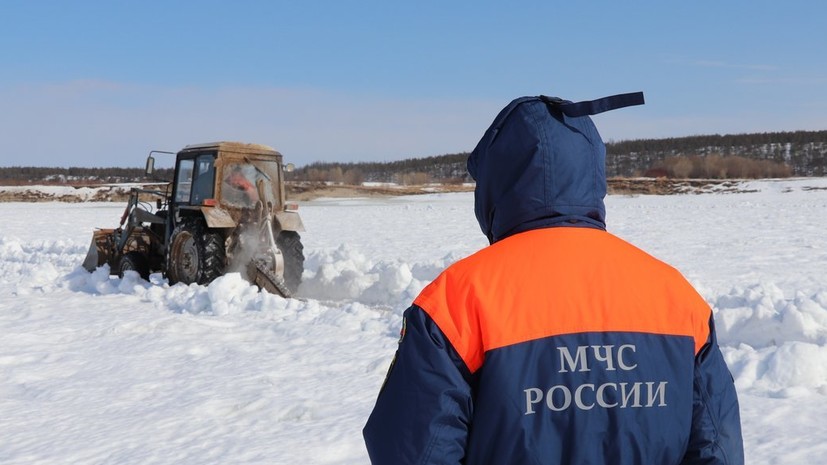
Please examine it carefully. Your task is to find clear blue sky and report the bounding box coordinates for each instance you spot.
[1,1,825,168]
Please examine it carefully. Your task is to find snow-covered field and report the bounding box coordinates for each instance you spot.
[2,178,826,464]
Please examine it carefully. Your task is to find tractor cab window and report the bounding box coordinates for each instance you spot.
[221,162,276,208]
[174,159,195,203]
[174,155,215,204]
[190,155,216,205]
[221,163,260,207]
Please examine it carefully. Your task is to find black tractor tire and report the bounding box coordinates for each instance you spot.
[166,219,226,286]
[118,251,150,280]
[276,231,305,294]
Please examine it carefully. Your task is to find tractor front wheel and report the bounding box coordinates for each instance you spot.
[118,251,150,280]
[167,220,226,285]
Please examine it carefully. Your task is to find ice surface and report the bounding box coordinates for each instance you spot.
[1,178,827,464]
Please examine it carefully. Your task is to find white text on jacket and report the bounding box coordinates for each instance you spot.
[523,344,668,414]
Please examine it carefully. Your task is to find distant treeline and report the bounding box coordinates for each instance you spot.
[2,130,825,185]
[606,130,827,177]
[289,130,825,183]
[287,153,471,185]
[0,166,174,185]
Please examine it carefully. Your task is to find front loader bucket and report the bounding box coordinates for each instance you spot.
[82,229,114,272]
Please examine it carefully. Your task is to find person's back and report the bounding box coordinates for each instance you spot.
[416,226,733,464]
[364,93,743,465]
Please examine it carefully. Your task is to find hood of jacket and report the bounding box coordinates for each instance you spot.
[467,97,608,244]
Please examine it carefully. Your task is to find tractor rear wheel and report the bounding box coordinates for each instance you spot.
[118,251,150,280]
[167,219,226,285]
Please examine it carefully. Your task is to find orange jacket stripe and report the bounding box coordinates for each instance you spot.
[414,228,711,374]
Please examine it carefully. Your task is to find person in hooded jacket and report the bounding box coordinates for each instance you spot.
[363,93,744,465]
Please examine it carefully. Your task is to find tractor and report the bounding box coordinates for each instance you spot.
[82,142,305,297]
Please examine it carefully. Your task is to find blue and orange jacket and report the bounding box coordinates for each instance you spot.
[363,96,743,465]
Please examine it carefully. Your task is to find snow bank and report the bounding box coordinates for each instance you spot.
[0,184,150,202]
[299,244,455,307]
[714,283,827,396]
[716,284,827,348]
[0,184,103,200]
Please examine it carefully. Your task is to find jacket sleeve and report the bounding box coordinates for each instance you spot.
[681,316,745,465]
[363,304,474,465]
